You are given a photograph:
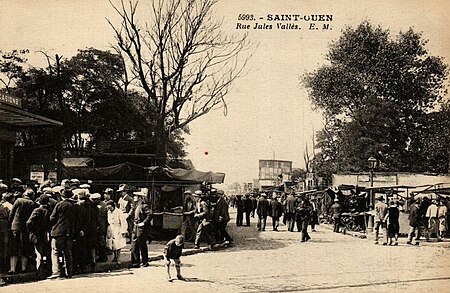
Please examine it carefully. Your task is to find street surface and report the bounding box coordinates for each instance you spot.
[3,210,450,293]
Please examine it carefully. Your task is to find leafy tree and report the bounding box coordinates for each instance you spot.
[109,0,252,165]
[1,48,188,162]
[304,21,448,174]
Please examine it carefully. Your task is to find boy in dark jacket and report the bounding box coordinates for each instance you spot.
[164,235,184,282]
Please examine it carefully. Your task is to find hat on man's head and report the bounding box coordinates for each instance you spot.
[104,188,114,194]
[377,196,385,201]
[73,188,87,199]
[52,186,64,194]
[183,190,192,195]
[193,190,203,197]
[70,179,80,185]
[118,184,129,192]
[11,178,22,184]
[90,193,101,200]
[79,184,90,189]
[133,190,147,197]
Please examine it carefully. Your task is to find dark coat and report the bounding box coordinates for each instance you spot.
[213,197,230,223]
[243,197,253,213]
[296,200,312,220]
[133,199,153,237]
[27,205,51,244]
[408,203,420,227]
[77,199,99,246]
[285,195,297,214]
[95,200,108,236]
[330,203,342,219]
[9,196,36,231]
[256,198,270,217]
[270,199,283,218]
[50,199,76,238]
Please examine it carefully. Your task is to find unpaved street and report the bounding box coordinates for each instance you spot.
[3,211,450,293]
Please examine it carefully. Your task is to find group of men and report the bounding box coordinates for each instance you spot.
[181,189,232,250]
[233,192,318,242]
[0,178,154,279]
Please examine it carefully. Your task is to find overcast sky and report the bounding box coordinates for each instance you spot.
[1,0,449,185]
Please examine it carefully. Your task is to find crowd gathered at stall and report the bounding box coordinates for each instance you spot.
[0,177,449,281]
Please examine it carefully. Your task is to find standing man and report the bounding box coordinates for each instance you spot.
[48,190,76,279]
[243,194,253,227]
[407,198,421,245]
[181,190,196,242]
[213,190,232,244]
[235,195,244,226]
[256,193,270,231]
[374,196,388,245]
[74,189,99,273]
[285,192,297,232]
[310,196,319,232]
[297,197,312,242]
[270,193,283,231]
[91,193,108,263]
[130,190,153,268]
[250,195,257,218]
[27,194,52,278]
[8,189,36,274]
[330,198,342,233]
[118,184,134,242]
[193,190,215,249]
[426,200,439,239]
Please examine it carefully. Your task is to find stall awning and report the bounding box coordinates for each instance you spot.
[0,103,62,127]
[148,166,225,184]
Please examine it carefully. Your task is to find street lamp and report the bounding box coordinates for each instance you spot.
[367,156,377,233]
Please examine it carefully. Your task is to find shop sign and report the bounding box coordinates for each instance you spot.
[0,92,22,108]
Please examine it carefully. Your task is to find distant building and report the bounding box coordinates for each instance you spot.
[258,159,292,191]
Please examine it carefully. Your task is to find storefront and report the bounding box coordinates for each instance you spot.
[0,92,62,180]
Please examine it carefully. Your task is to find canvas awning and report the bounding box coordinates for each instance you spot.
[62,157,94,167]
[148,166,225,184]
[0,103,62,127]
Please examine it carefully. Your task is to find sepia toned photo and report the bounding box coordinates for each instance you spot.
[0,0,449,292]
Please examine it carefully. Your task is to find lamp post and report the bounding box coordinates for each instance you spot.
[367,156,377,233]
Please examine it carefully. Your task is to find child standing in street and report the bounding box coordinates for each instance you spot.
[164,235,185,282]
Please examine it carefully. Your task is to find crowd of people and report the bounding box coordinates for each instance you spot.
[0,178,165,279]
[1,177,448,283]
[0,179,233,280]
[228,190,449,247]
[230,191,319,243]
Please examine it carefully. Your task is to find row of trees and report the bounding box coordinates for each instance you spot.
[0,0,251,167]
[304,22,449,179]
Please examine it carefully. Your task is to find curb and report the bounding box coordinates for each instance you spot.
[0,245,223,286]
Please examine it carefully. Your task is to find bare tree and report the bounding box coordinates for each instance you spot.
[108,0,253,164]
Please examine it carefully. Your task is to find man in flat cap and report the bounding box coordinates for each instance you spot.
[193,191,215,249]
[48,187,76,279]
[130,190,153,268]
[91,193,108,262]
[213,190,232,244]
[181,190,196,242]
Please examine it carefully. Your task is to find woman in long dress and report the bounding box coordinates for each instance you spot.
[106,200,127,264]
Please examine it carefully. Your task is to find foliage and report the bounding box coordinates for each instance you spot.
[0,48,187,162]
[303,21,449,175]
